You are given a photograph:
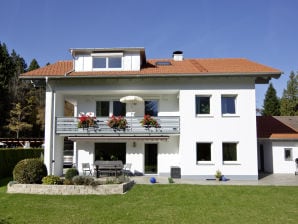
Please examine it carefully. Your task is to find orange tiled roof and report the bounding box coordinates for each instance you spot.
[21,58,281,78]
[257,116,298,140]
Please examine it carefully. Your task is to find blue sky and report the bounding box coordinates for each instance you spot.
[1,0,297,109]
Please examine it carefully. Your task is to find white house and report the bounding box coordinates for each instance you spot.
[21,47,282,180]
[257,116,298,174]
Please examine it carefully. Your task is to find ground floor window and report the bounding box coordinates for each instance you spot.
[196,143,211,161]
[223,142,237,161]
[284,148,292,161]
[95,143,126,163]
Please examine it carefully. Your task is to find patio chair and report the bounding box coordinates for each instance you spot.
[123,163,132,176]
[82,163,92,176]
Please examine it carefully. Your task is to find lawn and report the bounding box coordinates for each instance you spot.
[0,178,297,224]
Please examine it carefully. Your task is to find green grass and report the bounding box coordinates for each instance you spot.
[0,178,297,224]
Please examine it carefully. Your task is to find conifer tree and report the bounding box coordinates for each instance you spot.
[280,72,298,115]
[262,83,280,116]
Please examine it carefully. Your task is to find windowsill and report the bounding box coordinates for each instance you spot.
[197,162,214,165]
[222,114,239,118]
[92,68,123,71]
[223,162,241,165]
[196,114,214,118]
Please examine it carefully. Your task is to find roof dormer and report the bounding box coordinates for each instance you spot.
[70,47,146,72]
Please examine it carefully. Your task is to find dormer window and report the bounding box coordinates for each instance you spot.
[91,52,123,70]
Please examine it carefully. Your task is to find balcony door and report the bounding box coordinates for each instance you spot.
[145,100,158,116]
[145,143,158,174]
[96,101,126,116]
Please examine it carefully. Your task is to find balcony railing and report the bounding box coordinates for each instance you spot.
[56,116,180,135]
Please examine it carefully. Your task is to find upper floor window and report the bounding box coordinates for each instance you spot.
[145,100,158,116]
[196,96,210,115]
[93,57,122,69]
[96,101,109,116]
[113,101,126,116]
[221,95,236,114]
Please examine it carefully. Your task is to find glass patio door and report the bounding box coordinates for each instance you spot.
[144,143,158,174]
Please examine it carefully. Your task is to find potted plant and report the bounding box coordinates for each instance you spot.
[140,115,160,129]
[107,115,127,131]
[215,170,222,181]
[78,113,96,129]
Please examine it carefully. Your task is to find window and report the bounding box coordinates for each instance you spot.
[113,101,126,116]
[93,57,122,69]
[284,148,292,161]
[108,57,122,68]
[222,96,236,114]
[196,96,210,114]
[196,143,211,161]
[223,143,237,161]
[93,58,106,68]
[145,101,158,116]
[96,101,109,116]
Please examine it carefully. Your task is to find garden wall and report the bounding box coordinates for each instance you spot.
[7,181,135,195]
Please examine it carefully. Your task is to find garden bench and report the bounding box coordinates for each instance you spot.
[94,160,124,178]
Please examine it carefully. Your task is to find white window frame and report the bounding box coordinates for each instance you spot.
[221,95,237,116]
[195,95,212,117]
[284,148,292,161]
[196,142,214,165]
[92,52,123,70]
[222,142,239,164]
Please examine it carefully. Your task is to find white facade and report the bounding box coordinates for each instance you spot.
[34,47,282,180]
[258,140,298,174]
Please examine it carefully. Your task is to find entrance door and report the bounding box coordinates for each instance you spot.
[145,144,158,174]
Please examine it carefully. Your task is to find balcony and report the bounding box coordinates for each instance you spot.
[56,116,180,136]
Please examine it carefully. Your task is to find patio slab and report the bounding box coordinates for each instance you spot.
[131,174,298,186]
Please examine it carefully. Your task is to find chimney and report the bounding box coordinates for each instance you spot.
[173,50,183,61]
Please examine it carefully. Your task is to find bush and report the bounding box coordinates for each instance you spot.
[65,168,79,180]
[72,175,97,186]
[42,175,62,185]
[13,158,47,184]
[0,148,43,178]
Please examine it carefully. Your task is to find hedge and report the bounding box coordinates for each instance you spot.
[0,148,44,178]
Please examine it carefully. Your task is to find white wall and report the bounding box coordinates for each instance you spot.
[74,51,141,72]
[272,141,298,173]
[179,78,258,180]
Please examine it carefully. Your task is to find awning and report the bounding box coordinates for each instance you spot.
[68,136,169,142]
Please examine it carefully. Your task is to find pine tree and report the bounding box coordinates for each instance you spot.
[262,83,280,116]
[28,58,40,71]
[280,71,298,115]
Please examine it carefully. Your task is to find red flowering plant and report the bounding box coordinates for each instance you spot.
[107,115,127,130]
[140,115,160,128]
[78,112,96,128]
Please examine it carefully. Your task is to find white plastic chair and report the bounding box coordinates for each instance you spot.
[82,163,92,176]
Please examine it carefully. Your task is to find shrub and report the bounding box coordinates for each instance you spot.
[168,177,175,184]
[13,158,47,184]
[72,175,96,186]
[65,168,79,180]
[42,175,62,185]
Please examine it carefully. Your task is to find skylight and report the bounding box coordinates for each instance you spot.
[155,61,171,66]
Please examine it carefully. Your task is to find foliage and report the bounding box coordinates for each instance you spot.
[280,71,298,115]
[6,102,33,138]
[168,177,175,183]
[65,168,79,181]
[42,175,62,185]
[72,176,99,186]
[140,115,160,128]
[107,115,127,130]
[0,148,43,178]
[262,83,280,116]
[0,182,297,223]
[215,169,222,178]
[78,113,96,128]
[105,175,130,184]
[13,158,47,184]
